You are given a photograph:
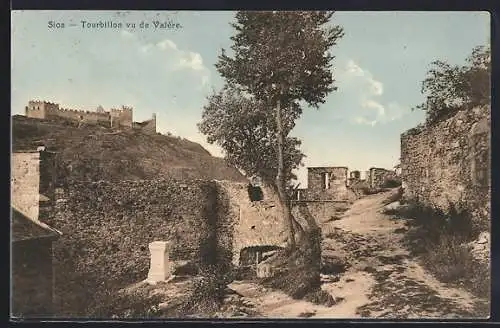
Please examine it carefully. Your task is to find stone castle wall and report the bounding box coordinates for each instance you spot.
[25,101,133,128]
[400,105,490,226]
[133,114,157,135]
[110,107,133,128]
[304,167,349,201]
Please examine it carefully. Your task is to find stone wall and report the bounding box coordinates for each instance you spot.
[369,167,397,189]
[305,167,349,201]
[291,201,350,226]
[24,101,134,128]
[400,106,490,226]
[216,181,286,265]
[11,152,40,221]
[133,115,157,135]
[110,107,133,128]
[44,178,233,315]
[11,239,55,318]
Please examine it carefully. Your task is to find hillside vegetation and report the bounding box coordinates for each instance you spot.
[12,115,246,183]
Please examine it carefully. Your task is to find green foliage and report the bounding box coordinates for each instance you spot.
[84,287,164,319]
[398,202,489,299]
[202,11,343,183]
[216,11,344,107]
[201,12,343,250]
[415,45,490,124]
[198,87,305,185]
[381,177,402,188]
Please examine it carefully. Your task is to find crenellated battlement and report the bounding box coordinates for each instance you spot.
[28,100,58,106]
[24,99,155,133]
[25,100,133,128]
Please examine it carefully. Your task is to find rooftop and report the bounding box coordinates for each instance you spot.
[11,207,61,243]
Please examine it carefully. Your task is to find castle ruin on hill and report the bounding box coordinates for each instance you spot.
[25,100,157,134]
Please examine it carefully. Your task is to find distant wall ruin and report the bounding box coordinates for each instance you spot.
[369,167,398,189]
[400,105,490,226]
[25,100,156,133]
[303,167,349,201]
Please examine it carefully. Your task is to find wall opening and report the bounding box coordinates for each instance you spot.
[323,172,330,189]
[247,183,264,202]
[239,245,283,267]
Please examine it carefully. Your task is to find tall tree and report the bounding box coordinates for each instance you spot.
[198,87,305,187]
[414,45,490,124]
[212,11,344,250]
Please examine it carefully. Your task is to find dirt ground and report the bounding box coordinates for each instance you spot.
[227,189,490,319]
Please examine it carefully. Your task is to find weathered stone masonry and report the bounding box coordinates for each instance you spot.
[303,167,349,201]
[11,151,61,318]
[25,100,157,134]
[400,105,491,226]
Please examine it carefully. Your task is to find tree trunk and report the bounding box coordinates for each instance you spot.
[275,94,296,251]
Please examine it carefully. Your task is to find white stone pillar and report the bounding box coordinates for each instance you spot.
[147,241,172,284]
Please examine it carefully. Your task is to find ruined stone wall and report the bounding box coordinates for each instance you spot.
[291,201,351,227]
[369,167,397,189]
[25,106,45,119]
[11,152,40,221]
[305,167,349,201]
[24,101,134,128]
[400,106,490,226]
[50,108,111,126]
[111,107,133,128]
[216,181,286,265]
[134,115,156,135]
[44,178,233,315]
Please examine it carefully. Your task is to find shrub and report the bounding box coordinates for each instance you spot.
[84,287,164,319]
[399,202,489,299]
[177,266,229,316]
[382,179,401,188]
[260,229,324,300]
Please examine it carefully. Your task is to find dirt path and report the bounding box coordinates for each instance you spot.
[228,189,487,319]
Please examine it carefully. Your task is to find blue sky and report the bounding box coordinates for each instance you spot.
[11,11,490,186]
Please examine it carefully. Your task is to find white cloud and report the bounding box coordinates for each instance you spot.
[338,59,406,126]
[135,38,211,87]
[179,52,204,71]
[346,59,384,96]
[156,39,178,51]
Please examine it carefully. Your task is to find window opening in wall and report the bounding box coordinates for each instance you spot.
[247,183,264,202]
[323,172,330,189]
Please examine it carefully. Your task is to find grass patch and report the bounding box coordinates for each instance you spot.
[175,266,232,317]
[84,286,164,319]
[381,177,402,189]
[259,229,335,303]
[398,202,490,299]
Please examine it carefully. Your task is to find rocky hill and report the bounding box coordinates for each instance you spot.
[12,115,247,183]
